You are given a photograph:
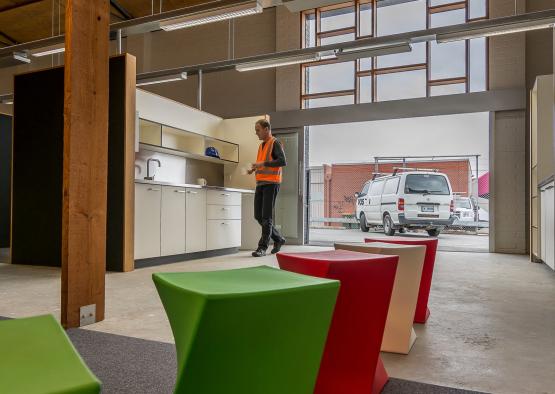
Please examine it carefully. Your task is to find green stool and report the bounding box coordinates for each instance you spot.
[0,314,101,394]
[153,265,340,394]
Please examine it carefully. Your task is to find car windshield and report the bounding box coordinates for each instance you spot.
[455,199,472,209]
[404,174,450,195]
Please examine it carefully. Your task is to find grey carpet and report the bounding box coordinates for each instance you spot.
[67,329,176,394]
[1,316,488,393]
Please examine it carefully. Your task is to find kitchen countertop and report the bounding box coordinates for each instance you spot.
[135,179,255,194]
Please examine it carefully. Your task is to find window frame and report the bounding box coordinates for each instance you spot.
[300,0,489,107]
[383,176,401,195]
[370,180,385,196]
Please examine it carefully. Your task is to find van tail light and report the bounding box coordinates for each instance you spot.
[450,200,454,212]
[398,198,405,211]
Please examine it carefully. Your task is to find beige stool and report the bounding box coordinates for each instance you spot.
[335,242,425,354]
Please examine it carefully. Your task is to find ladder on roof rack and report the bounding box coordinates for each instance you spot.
[392,167,439,175]
[371,172,392,180]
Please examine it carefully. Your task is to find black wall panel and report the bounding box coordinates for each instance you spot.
[106,56,126,271]
[12,57,129,270]
[0,114,12,248]
[12,68,64,266]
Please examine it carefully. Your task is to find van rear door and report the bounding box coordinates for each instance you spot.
[402,174,452,221]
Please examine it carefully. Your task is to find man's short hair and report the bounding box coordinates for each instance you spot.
[256,119,271,130]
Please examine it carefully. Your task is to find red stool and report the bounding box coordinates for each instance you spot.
[365,236,438,323]
[277,249,398,394]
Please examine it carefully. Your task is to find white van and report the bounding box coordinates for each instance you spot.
[355,169,455,236]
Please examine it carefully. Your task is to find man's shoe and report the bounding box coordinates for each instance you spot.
[252,248,266,257]
[271,239,286,254]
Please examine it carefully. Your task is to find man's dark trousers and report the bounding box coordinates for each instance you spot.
[254,183,285,250]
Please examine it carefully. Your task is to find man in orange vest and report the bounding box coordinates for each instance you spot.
[248,119,287,257]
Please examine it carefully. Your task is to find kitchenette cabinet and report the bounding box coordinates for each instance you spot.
[135,183,162,260]
[185,188,207,253]
[135,182,248,264]
[207,190,242,250]
[161,186,186,256]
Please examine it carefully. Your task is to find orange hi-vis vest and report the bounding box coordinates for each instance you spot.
[255,137,282,184]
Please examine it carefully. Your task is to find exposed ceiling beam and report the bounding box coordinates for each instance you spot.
[0,30,19,46]
[0,0,43,13]
[0,0,250,56]
[110,0,134,20]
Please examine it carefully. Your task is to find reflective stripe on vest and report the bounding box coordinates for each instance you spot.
[255,137,282,184]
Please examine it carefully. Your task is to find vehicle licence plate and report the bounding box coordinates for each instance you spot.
[421,205,435,213]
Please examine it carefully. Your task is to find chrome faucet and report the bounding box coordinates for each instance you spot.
[145,158,161,180]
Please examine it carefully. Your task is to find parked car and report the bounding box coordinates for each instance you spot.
[355,169,455,236]
[453,196,477,222]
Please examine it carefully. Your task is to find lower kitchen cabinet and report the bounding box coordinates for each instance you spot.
[135,183,162,259]
[135,182,245,260]
[207,220,242,250]
[186,188,207,253]
[161,186,186,256]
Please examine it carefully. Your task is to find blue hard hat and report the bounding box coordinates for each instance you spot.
[205,146,220,159]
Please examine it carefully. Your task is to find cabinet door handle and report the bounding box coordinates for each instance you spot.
[221,208,229,210]
[187,191,198,194]
[221,193,231,196]
[221,222,228,225]
[174,190,186,193]
[147,188,160,191]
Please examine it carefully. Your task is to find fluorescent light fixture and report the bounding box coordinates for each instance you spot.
[160,1,262,31]
[28,43,65,57]
[283,0,344,13]
[319,50,338,61]
[0,52,30,68]
[436,18,555,43]
[136,72,188,86]
[337,42,412,61]
[235,52,321,72]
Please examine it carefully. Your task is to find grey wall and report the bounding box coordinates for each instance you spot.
[487,0,554,254]
[127,8,279,118]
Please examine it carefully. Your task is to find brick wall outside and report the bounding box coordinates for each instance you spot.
[322,160,471,225]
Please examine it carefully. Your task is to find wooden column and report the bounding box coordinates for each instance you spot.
[61,0,110,328]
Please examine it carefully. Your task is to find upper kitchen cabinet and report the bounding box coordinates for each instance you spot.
[139,119,162,146]
[138,120,239,165]
[136,89,241,165]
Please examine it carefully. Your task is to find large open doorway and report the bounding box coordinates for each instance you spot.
[306,112,490,252]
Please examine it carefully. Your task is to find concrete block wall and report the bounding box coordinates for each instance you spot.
[127,8,278,119]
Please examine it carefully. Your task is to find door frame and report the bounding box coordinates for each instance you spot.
[272,127,306,245]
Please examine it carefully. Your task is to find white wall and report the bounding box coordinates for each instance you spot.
[135,149,187,184]
[220,116,264,190]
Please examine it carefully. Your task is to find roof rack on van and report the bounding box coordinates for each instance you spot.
[392,167,439,175]
[371,172,391,180]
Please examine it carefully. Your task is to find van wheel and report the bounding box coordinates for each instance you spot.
[427,228,441,237]
[359,213,369,232]
[383,214,396,236]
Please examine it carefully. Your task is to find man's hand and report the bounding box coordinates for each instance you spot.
[252,161,265,170]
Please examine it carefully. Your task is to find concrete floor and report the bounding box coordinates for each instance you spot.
[310,228,490,252]
[0,247,554,394]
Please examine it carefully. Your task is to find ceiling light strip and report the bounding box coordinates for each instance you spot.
[136,72,188,86]
[436,18,555,42]
[160,2,262,31]
[235,52,323,72]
